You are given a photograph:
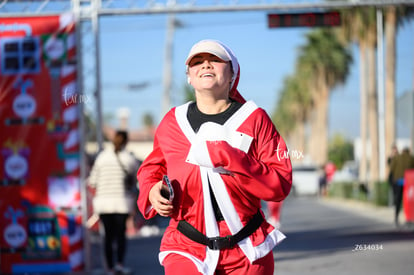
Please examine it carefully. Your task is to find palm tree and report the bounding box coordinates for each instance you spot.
[337,8,368,182]
[272,78,299,140]
[183,83,195,102]
[336,5,413,192]
[337,8,369,185]
[384,6,414,167]
[385,6,397,164]
[338,7,378,188]
[365,8,380,183]
[297,29,353,166]
[272,88,296,141]
[272,74,312,160]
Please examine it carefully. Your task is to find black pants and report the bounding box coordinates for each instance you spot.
[392,183,403,223]
[100,213,129,269]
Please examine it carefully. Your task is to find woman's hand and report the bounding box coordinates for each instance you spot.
[148,181,173,217]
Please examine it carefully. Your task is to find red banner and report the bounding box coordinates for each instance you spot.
[0,14,83,273]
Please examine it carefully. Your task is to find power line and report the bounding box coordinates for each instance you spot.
[100,16,264,32]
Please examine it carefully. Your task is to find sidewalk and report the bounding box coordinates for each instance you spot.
[319,197,402,225]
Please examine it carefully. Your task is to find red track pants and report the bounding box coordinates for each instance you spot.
[163,221,275,275]
[268,201,283,223]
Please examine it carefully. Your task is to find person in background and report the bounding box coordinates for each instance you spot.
[267,201,283,229]
[387,144,399,165]
[387,144,399,189]
[389,147,414,227]
[324,162,336,183]
[137,39,292,275]
[88,130,138,275]
[319,165,328,197]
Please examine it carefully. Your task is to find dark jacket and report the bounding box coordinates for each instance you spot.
[390,150,414,182]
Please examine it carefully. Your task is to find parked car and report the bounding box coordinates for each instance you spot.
[291,165,320,196]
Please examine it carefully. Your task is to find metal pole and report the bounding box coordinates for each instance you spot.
[162,13,175,116]
[412,29,414,153]
[412,91,414,152]
[377,8,386,180]
[412,89,414,153]
[92,0,104,152]
[73,0,92,272]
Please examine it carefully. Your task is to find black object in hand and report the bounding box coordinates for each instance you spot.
[161,175,174,202]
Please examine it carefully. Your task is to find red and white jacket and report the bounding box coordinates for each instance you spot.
[137,100,292,275]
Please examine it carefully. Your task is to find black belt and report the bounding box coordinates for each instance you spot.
[177,211,264,250]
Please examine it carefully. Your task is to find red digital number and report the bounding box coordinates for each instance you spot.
[300,13,316,27]
[269,14,280,27]
[324,12,340,26]
[284,14,292,27]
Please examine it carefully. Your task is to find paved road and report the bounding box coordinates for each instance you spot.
[86,196,414,275]
[87,228,165,275]
[274,196,414,275]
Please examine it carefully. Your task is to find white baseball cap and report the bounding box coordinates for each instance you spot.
[185,40,231,65]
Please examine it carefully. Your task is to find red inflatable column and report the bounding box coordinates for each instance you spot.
[403,169,414,223]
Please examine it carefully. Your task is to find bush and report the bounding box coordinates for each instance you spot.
[373,181,390,206]
[355,183,369,201]
[328,181,370,201]
[328,181,390,207]
[328,182,354,199]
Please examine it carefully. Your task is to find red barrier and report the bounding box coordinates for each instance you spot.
[403,169,414,223]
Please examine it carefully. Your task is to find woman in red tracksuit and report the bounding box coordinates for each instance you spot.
[137,39,292,275]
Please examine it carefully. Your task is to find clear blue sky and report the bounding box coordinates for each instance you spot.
[93,11,414,140]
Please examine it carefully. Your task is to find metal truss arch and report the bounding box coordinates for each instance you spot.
[0,1,413,18]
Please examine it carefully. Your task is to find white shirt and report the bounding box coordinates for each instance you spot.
[88,147,138,214]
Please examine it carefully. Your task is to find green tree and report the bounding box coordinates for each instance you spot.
[143,112,154,128]
[328,134,354,170]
